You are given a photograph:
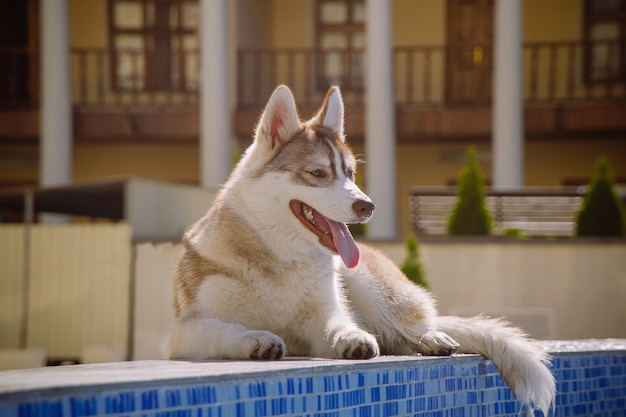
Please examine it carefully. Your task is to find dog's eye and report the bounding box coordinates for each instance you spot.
[347,169,355,180]
[309,169,325,178]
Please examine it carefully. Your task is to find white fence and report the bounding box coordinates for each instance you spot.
[0,224,132,362]
[374,239,626,341]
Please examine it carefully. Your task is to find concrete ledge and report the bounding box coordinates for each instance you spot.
[1,340,625,417]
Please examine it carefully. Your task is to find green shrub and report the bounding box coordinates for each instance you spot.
[348,221,366,237]
[400,234,429,290]
[503,228,528,239]
[446,146,493,235]
[575,157,626,237]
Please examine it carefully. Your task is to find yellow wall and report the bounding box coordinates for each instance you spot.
[523,0,582,42]
[265,0,583,48]
[393,0,446,46]
[526,139,626,185]
[392,139,626,189]
[268,0,448,48]
[352,138,626,237]
[257,1,593,102]
[271,0,314,47]
[64,0,589,63]
[73,143,200,183]
[69,135,625,238]
[70,0,108,48]
[238,0,273,48]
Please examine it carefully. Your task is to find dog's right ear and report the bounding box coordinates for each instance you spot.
[254,85,301,154]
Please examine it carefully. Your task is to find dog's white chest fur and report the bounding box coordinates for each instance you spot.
[164,85,555,416]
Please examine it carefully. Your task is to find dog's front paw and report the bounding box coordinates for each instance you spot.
[417,331,459,356]
[239,331,286,360]
[332,329,379,359]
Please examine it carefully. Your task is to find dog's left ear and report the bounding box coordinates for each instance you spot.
[309,86,345,141]
[255,85,302,152]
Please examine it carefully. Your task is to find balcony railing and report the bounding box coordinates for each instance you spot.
[70,47,200,107]
[239,40,626,108]
[0,47,200,108]
[0,40,624,109]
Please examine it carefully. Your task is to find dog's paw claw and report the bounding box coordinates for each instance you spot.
[417,331,459,356]
[334,329,379,360]
[243,331,286,360]
[250,342,283,360]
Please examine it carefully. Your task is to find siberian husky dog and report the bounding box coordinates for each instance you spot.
[165,85,555,415]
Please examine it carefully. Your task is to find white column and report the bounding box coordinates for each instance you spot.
[492,0,524,189]
[365,0,397,239]
[40,0,72,188]
[200,0,231,189]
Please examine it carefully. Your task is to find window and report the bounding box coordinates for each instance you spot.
[108,0,199,92]
[584,0,626,82]
[316,0,365,90]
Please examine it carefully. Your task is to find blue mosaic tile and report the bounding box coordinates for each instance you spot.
[141,389,160,410]
[2,350,626,417]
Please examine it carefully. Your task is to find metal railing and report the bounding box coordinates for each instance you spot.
[1,40,624,109]
[0,47,200,108]
[70,47,200,107]
[238,40,626,107]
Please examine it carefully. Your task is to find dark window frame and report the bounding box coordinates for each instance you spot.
[107,0,198,93]
[315,0,365,92]
[583,0,626,83]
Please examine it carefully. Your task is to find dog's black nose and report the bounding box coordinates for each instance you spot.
[353,200,375,218]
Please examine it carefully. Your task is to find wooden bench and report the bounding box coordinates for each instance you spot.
[409,187,585,236]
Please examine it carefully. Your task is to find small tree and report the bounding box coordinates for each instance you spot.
[575,156,626,237]
[447,146,492,235]
[400,234,429,290]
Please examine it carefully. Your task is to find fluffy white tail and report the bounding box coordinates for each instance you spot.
[434,315,555,416]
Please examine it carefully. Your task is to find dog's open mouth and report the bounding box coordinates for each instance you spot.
[289,200,359,268]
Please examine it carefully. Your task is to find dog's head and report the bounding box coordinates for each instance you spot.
[236,85,374,268]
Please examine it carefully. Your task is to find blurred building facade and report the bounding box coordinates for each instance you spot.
[1,0,625,236]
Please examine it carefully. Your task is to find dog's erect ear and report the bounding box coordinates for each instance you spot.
[308,86,345,141]
[255,85,301,151]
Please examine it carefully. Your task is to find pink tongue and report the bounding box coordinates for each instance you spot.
[327,220,360,268]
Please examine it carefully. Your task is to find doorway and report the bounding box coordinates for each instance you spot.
[445,0,494,105]
[0,0,39,108]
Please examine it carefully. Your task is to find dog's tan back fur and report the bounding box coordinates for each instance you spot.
[165,85,555,415]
